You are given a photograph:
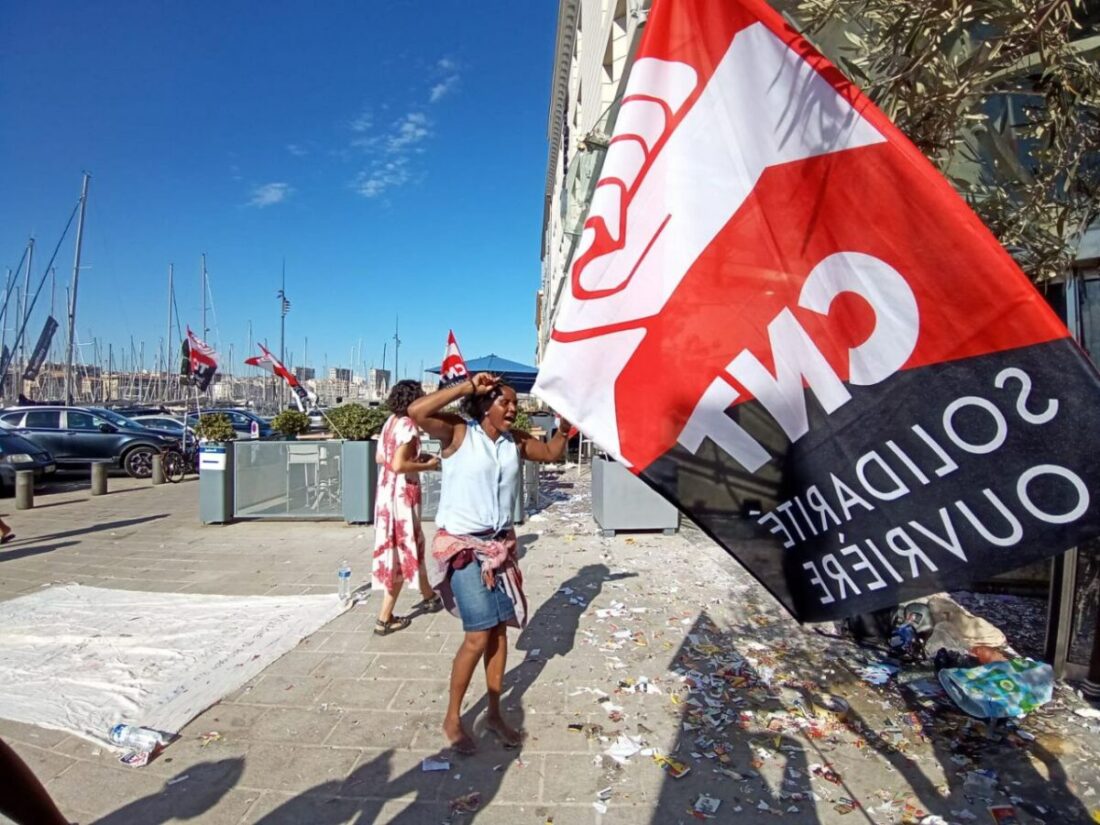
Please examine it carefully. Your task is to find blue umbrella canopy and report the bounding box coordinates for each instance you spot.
[427,353,539,393]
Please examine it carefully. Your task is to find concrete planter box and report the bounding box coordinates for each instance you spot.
[592,455,678,537]
[341,440,378,524]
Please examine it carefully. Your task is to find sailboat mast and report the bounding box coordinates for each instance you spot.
[63,172,90,406]
[165,263,173,403]
[18,237,34,399]
[201,253,207,338]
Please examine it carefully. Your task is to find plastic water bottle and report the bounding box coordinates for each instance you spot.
[337,560,352,601]
[109,724,164,752]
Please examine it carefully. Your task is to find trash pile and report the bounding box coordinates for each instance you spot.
[527,469,1099,822]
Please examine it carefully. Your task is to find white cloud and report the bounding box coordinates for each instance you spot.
[350,111,373,133]
[437,57,457,72]
[430,75,459,103]
[286,143,308,157]
[354,157,411,198]
[386,112,431,152]
[248,182,293,207]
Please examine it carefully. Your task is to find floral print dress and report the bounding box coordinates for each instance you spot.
[371,415,425,591]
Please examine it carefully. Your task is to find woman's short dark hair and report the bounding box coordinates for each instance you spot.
[387,379,424,416]
[460,379,511,420]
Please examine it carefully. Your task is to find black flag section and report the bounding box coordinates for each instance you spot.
[23,316,59,381]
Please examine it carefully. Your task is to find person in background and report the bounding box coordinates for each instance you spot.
[410,372,572,753]
[372,380,443,635]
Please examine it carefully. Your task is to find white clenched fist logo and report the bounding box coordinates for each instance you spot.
[540,24,884,463]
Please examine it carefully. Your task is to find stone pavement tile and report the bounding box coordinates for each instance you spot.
[50,734,109,761]
[314,677,404,710]
[519,804,596,825]
[234,673,332,706]
[388,680,450,713]
[337,747,446,801]
[519,714,598,754]
[441,752,544,804]
[250,706,342,744]
[238,743,360,796]
[45,759,169,819]
[89,762,259,825]
[500,680,567,716]
[542,752,646,807]
[310,652,378,680]
[238,789,367,824]
[362,797,452,824]
[0,717,69,748]
[3,741,77,784]
[323,711,427,749]
[321,607,366,632]
[317,631,372,654]
[367,629,448,655]
[370,654,454,681]
[264,583,311,596]
[260,649,330,678]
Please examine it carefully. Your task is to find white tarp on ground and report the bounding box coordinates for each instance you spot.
[0,584,347,749]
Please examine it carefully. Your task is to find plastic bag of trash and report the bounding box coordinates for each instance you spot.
[938,658,1053,719]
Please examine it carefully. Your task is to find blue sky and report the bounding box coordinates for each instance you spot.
[0,0,558,382]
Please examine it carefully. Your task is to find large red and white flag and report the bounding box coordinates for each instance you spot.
[534,0,1100,621]
[246,343,314,410]
[184,327,218,392]
[441,329,469,384]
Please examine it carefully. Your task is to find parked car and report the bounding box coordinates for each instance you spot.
[308,407,330,430]
[110,406,170,418]
[85,407,182,440]
[129,414,195,439]
[0,406,179,478]
[185,408,274,439]
[0,428,56,491]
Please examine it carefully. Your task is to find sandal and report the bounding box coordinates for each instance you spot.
[412,595,444,614]
[0,533,14,545]
[374,615,411,635]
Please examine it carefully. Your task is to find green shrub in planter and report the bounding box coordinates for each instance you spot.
[326,404,391,440]
[194,413,236,443]
[271,409,311,437]
[514,410,532,432]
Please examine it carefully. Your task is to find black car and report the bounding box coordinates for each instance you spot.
[0,428,56,491]
[186,408,274,439]
[0,406,179,478]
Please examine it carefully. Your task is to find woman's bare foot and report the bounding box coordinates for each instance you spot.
[443,716,476,755]
[485,714,523,749]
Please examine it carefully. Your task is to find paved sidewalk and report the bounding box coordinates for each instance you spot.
[0,470,1098,824]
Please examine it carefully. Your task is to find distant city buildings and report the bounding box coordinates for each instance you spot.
[293,366,316,382]
[368,368,390,399]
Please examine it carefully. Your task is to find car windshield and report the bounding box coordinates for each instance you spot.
[89,408,139,428]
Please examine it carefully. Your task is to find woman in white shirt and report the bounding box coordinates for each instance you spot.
[410,372,572,754]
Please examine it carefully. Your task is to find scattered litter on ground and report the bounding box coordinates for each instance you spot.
[447,792,481,815]
[692,793,721,817]
[422,757,450,772]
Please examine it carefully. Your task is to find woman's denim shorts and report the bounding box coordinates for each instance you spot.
[449,559,515,632]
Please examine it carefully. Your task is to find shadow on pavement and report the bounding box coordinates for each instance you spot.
[3,514,169,547]
[0,540,80,563]
[252,564,634,823]
[649,609,1093,823]
[93,758,243,824]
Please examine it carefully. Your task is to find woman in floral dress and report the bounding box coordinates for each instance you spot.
[372,380,443,634]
